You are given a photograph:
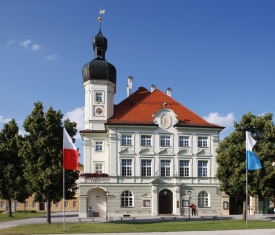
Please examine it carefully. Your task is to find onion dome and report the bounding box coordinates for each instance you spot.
[82,27,116,85]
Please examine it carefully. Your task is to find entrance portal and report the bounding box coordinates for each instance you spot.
[159,189,173,214]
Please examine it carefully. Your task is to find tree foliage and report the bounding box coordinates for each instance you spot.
[216,112,275,199]
[0,119,30,217]
[18,102,79,224]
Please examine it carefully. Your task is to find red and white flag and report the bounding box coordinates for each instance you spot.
[63,128,78,170]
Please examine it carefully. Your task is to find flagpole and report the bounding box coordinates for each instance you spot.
[246,168,248,227]
[63,127,66,232]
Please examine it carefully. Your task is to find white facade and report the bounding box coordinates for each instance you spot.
[79,83,223,218]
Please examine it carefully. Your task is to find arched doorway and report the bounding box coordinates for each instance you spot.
[159,189,173,214]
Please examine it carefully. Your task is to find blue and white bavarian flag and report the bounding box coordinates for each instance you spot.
[246,131,262,170]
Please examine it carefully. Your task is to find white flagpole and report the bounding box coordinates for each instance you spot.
[63,128,66,232]
[63,170,66,231]
[246,168,248,227]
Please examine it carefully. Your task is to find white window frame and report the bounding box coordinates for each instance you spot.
[121,190,133,207]
[179,136,189,147]
[32,201,36,208]
[95,141,103,151]
[141,135,152,146]
[55,202,60,208]
[64,201,68,208]
[161,160,171,176]
[73,201,77,208]
[94,91,104,103]
[121,135,132,146]
[25,201,29,208]
[198,191,210,207]
[160,135,171,147]
[198,160,208,177]
[0,201,4,208]
[121,159,132,176]
[95,162,104,173]
[198,137,208,148]
[141,160,152,176]
[142,200,151,208]
[179,160,189,177]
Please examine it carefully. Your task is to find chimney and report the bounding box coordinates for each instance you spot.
[166,87,172,97]
[151,84,156,92]
[127,76,133,97]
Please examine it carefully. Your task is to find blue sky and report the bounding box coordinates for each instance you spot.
[1,0,275,163]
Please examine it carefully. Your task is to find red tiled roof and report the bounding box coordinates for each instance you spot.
[107,87,224,129]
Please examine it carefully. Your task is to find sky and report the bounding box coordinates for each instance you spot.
[1,0,275,164]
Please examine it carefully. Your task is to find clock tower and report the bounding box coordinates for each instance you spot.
[82,17,116,130]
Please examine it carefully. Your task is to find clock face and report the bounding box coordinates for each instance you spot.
[94,106,104,116]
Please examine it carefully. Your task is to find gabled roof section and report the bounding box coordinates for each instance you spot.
[119,148,135,155]
[107,87,224,129]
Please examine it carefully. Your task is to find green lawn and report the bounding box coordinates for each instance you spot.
[1,220,275,234]
[0,212,46,222]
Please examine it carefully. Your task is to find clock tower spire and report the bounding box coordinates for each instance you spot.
[82,14,116,130]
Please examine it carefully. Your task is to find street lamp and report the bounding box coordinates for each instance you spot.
[187,190,191,221]
[105,191,109,222]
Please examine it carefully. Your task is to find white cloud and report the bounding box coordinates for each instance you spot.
[203,112,235,128]
[203,112,235,140]
[45,54,58,61]
[31,44,41,51]
[21,39,41,51]
[63,107,85,140]
[6,40,14,47]
[21,39,32,49]
[0,116,11,124]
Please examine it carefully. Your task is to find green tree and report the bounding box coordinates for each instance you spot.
[0,119,30,217]
[216,112,275,219]
[18,102,79,224]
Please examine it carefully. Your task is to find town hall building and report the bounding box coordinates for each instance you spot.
[78,17,224,219]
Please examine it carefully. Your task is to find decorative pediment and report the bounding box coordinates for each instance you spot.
[158,148,174,156]
[150,177,166,185]
[142,193,151,198]
[178,149,193,156]
[196,149,212,157]
[139,148,155,156]
[119,148,135,155]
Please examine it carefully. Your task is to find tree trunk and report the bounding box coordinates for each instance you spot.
[46,192,51,224]
[8,198,12,217]
[242,200,246,220]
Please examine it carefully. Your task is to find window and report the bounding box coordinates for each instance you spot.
[122,160,132,176]
[198,137,208,147]
[73,201,77,208]
[25,202,28,208]
[161,160,170,176]
[141,160,151,176]
[95,92,103,102]
[55,202,60,208]
[179,160,189,177]
[0,201,4,208]
[198,191,209,207]
[32,201,36,208]
[121,191,133,207]
[179,136,189,147]
[95,163,103,173]
[143,200,151,207]
[122,135,132,146]
[15,202,19,208]
[160,136,171,146]
[64,201,68,208]
[198,161,208,177]
[95,141,103,151]
[141,135,151,146]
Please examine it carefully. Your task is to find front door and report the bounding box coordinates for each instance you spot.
[159,189,173,214]
[39,202,45,211]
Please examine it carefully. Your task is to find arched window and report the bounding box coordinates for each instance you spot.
[121,191,133,207]
[198,191,209,207]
